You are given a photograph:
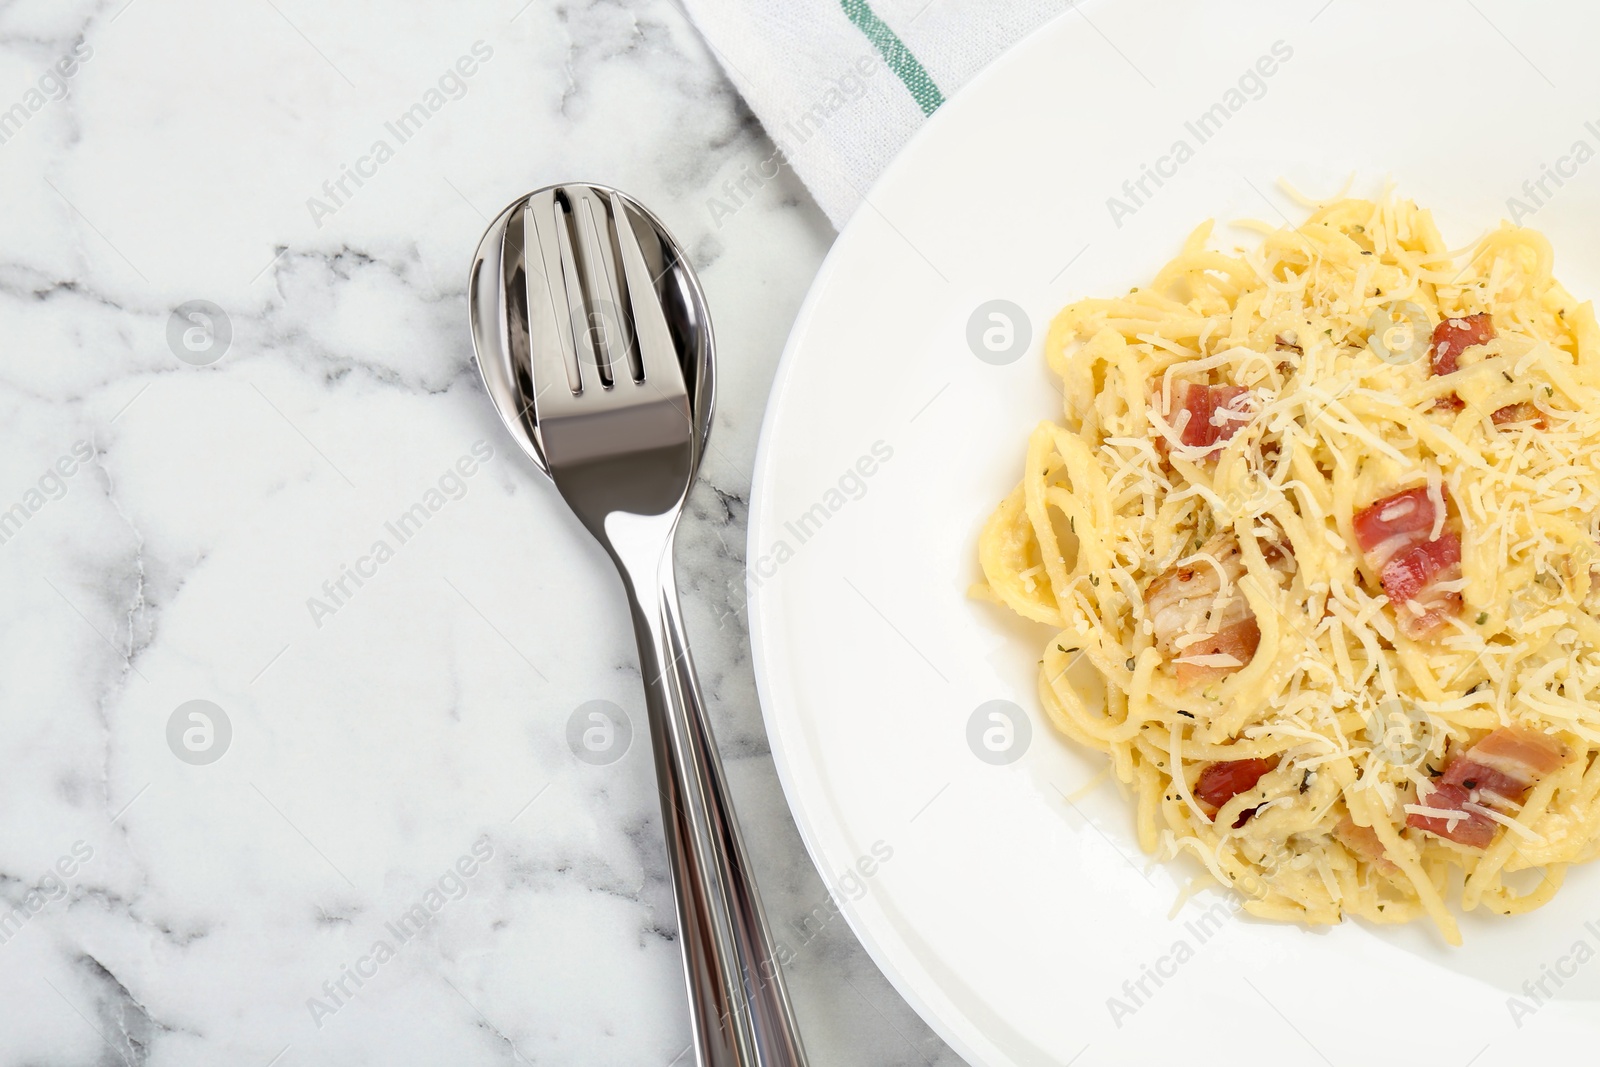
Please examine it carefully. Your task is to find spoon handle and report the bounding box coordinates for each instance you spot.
[623,545,810,1067]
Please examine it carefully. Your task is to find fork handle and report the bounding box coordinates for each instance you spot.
[622,544,809,1067]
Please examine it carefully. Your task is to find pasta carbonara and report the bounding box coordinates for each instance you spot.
[977,193,1600,943]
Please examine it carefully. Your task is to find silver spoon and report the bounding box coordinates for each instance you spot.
[468,184,809,1067]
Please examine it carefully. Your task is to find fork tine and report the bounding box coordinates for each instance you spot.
[523,190,583,396]
[609,193,686,397]
[568,186,634,387]
[547,194,596,393]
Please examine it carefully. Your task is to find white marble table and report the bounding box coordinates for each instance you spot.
[0,0,963,1062]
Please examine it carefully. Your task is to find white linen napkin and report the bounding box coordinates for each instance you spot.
[680,0,1071,228]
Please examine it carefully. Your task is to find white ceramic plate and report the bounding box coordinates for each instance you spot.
[747,2,1600,1063]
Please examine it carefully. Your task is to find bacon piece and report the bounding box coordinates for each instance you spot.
[1333,816,1397,873]
[1194,757,1277,824]
[1448,725,1568,786]
[1352,488,1463,639]
[1163,382,1253,453]
[1406,727,1569,847]
[1381,533,1462,637]
[1491,402,1546,429]
[1407,783,1499,849]
[1170,620,1261,690]
[1147,532,1261,688]
[1430,313,1494,377]
[1379,532,1459,603]
[1440,757,1524,800]
[1167,382,1214,448]
[1352,488,1437,561]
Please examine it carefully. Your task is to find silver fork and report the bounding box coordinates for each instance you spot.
[469,184,808,1067]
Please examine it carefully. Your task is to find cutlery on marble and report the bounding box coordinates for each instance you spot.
[468,184,809,1067]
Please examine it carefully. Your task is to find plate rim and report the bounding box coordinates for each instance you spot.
[743,7,1092,1063]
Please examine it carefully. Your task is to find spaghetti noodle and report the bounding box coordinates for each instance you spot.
[977,194,1600,943]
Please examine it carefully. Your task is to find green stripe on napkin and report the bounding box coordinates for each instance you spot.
[839,0,944,115]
